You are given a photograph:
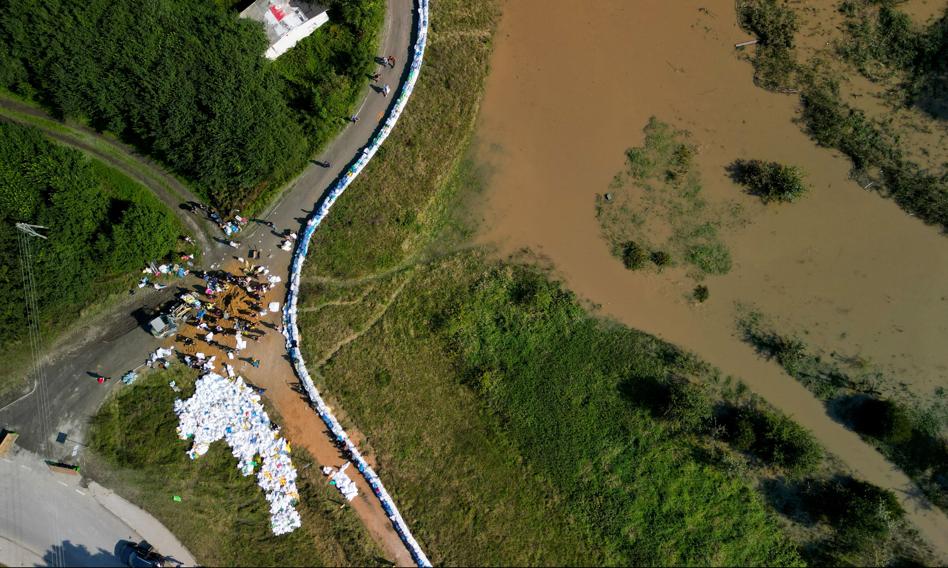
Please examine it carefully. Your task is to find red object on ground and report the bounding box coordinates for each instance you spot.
[97,377,105,384]
[269,5,285,21]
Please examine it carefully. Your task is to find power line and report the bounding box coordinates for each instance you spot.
[15,223,64,568]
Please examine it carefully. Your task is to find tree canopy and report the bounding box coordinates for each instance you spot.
[0,0,383,210]
[0,122,179,348]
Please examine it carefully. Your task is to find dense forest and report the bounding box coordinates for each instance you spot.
[0,0,383,210]
[0,122,179,352]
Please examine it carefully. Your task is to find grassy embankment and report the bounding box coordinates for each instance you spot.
[87,366,382,567]
[738,308,948,511]
[294,0,930,565]
[595,117,741,277]
[303,251,943,565]
[736,0,948,230]
[0,122,191,402]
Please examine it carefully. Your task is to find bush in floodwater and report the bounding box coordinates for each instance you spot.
[693,285,710,303]
[651,250,672,267]
[737,0,800,90]
[729,159,809,203]
[844,396,913,445]
[803,475,904,551]
[620,240,650,270]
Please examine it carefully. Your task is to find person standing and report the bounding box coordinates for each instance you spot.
[382,84,390,98]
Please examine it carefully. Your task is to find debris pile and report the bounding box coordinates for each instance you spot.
[174,372,301,535]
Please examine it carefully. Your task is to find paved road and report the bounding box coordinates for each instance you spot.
[0,449,195,567]
[0,0,417,563]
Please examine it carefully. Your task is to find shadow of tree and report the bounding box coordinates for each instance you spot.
[41,539,123,567]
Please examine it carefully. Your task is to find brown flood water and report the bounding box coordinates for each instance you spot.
[473,0,948,559]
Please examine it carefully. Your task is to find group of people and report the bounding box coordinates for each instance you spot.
[174,263,279,375]
[371,54,397,98]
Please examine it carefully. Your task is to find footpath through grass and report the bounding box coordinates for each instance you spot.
[301,254,804,566]
[87,366,382,567]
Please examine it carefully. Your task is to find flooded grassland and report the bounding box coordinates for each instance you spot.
[472,0,948,557]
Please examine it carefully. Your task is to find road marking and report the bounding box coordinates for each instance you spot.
[1,457,11,463]
[19,464,29,471]
[57,481,68,487]
[75,489,86,495]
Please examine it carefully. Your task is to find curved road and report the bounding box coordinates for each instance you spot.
[0,0,418,564]
[0,448,195,567]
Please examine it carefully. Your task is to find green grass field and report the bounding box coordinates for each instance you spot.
[305,1,500,279]
[299,253,804,566]
[87,366,382,567]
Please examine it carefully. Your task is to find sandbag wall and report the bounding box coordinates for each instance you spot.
[281,1,432,566]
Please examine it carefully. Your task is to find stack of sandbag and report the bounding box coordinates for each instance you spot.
[174,373,302,535]
[277,0,433,563]
[331,462,359,501]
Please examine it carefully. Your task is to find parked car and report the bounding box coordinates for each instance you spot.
[117,540,166,568]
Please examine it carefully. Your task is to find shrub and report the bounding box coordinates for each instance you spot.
[737,0,800,90]
[801,79,899,171]
[844,397,913,445]
[803,475,904,549]
[738,0,798,50]
[667,142,696,182]
[693,285,709,303]
[665,377,714,432]
[650,250,671,267]
[686,242,732,274]
[722,405,822,475]
[839,1,925,80]
[620,240,650,270]
[730,159,808,203]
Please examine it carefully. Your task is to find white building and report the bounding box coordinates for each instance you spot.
[240,0,329,60]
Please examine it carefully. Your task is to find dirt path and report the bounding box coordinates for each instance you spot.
[1,0,422,561]
[473,0,948,560]
[167,259,414,566]
[0,96,217,254]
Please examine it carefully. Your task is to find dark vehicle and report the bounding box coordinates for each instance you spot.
[117,540,166,568]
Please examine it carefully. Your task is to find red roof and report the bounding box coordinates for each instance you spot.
[268,5,286,21]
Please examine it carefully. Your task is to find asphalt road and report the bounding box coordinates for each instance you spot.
[0,0,417,563]
[0,448,195,567]
[0,0,412,462]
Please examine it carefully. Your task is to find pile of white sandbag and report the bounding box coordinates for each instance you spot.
[174,373,302,535]
[330,463,359,501]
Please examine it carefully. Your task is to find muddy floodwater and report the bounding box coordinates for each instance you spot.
[473,0,948,558]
